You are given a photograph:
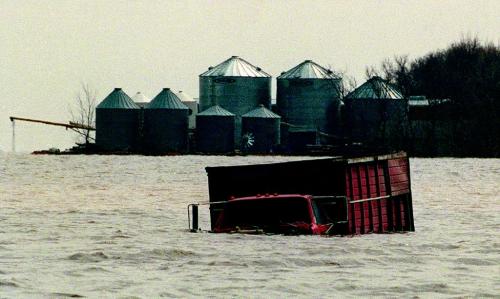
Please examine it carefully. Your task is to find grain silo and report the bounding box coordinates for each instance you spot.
[132,92,150,108]
[276,60,342,134]
[96,88,140,152]
[344,76,408,149]
[196,105,235,154]
[199,56,272,146]
[241,105,281,153]
[175,90,198,129]
[143,88,189,154]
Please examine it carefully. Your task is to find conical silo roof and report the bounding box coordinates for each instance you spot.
[132,92,150,103]
[147,88,189,109]
[198,105,234,116]
[96,88,139,109]
[242,105,281,118]
[200,56,271,77]
[346,76,404,100]
[277,60,339,79]
[175,90,195,102]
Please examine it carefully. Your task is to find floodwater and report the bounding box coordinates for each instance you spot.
[0,154,499,298]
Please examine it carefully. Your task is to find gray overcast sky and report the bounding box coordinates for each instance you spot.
[1,0,499,152]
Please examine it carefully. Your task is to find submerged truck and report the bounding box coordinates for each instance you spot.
[189,152,415,235]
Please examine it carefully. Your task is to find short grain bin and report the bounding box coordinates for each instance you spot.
[196,105,235,154]
[96,88,140,152]
[241,105,281,153]
[143,88,189,154]
[131,92,150,108]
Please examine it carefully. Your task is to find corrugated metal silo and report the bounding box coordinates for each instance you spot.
[277,60,342,134]
[175,90,198,129]
[132,92,150,108]
[96,88,140,151]
[196,105,235,153]
[344,76,408,149]
[199,56,272,146]
[144,88,189,153]
[241,105,281,153]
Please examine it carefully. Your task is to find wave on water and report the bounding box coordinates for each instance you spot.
[142,248,197,261]
[0,279,19,288]
[50,292,85,298]
[67,252,109,263]
[454,257,497,266]
[111,230,132,239]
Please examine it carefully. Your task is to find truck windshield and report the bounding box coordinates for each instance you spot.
[312,197,347,225]
[220,197,311,229]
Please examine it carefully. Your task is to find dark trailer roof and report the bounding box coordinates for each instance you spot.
[206,157,347,204]
[205,152,408,202]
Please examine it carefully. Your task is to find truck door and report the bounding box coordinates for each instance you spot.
[312,196,348,234]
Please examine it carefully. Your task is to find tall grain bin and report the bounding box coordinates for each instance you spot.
[199,56,272,146]
[277,60,342,134]
[344,76,408,149]
[143,88,189,154]
[96,88,140,152]
[131,92,150,108]
[175,90,198,129]
[196,105,235,154]
[241,105,281,153]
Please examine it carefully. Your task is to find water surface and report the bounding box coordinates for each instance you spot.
[1,155,499,298]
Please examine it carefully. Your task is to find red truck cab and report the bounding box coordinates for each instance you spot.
[213,194,348,235]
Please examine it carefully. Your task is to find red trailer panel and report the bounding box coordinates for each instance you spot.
[344,153,414,234]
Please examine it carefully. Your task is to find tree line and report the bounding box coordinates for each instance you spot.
[367,37,500,157]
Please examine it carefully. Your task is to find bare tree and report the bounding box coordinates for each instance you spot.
[69,83,97,145]
[364,66,380,79]
[326,66,358,97]
[325,67,359,139]
[339,73,358,97]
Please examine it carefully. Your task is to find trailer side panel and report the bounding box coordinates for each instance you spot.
[346,154,414,234]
